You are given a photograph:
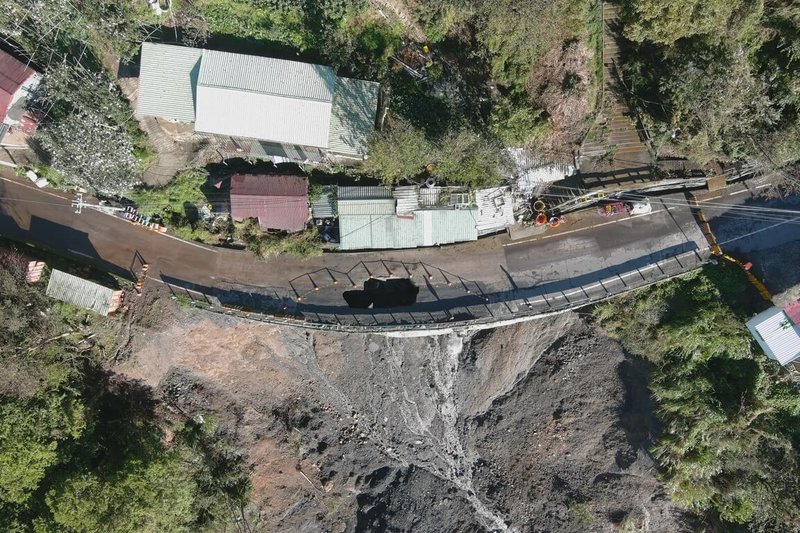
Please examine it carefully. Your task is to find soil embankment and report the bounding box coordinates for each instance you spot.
[118,304,688,532]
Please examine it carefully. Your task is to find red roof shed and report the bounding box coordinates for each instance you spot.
[230,173,309,232]
[0,50,36,122]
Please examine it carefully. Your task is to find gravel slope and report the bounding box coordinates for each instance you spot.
[119,305,690,532]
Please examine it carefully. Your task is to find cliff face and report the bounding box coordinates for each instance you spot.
[121,309,688,532]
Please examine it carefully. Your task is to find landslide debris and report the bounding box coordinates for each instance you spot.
[119,306,689,532]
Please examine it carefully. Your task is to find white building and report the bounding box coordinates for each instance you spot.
[746,306,800,366]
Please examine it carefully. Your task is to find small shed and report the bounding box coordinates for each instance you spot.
[230,174,309,232]
[746,306,800,366]
[46,270,123,316]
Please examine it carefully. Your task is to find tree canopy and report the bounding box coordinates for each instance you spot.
[595,265,800,530]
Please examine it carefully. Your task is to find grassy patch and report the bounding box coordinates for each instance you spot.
[235,219,322,259]
[567,500,594,525]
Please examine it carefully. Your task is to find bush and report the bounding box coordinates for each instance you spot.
[235,220,322,258]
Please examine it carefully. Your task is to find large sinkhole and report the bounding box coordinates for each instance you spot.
[343,278,419,309]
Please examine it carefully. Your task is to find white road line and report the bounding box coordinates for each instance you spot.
[730,189,749,196]
[154,230,218,251]
[756,183,770,189]
[67,249,94,259]
[0,175,73,201]
[699,195,722,202]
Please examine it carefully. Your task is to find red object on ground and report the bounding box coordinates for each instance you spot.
[230,173,309,232]
[785,300,800,325]
[596,201,626,218]
[534,213,548,226]
[0,50,36,122]
[742,261,753,271]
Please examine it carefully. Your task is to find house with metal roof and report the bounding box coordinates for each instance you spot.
[230,173,309,232]
[0,49,41,140]
[746,306,800,366]
[46,270,123,316]
[336,185,479,250]
[136,43,380,162]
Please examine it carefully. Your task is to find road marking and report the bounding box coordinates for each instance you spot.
[504,205,679,247]
[0,175,73,201]
[730,189,749,196]
[68,249,94,259]
[155,230,218,252]
[699,195,722,202]
[756,183,770,189]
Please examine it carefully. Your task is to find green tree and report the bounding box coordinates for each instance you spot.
[622,0,742,44]
[364,118,437,184]
[0,395,85,506]
[594,265,800,530]
[433,129,508,187]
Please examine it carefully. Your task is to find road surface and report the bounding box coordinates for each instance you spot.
[0,171,709,327]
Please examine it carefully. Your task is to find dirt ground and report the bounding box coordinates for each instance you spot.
[115,293,691,532]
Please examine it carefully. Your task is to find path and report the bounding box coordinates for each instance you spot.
[579,1,653,189]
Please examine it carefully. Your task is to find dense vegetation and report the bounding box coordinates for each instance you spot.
[619,0,800,177]
[0,247,249,532]
[0,0,154,196]
[595,265,800,531]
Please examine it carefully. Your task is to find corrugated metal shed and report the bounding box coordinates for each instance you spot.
[338,208,478,250]
[427,208,479,245]
[393,186,419,214]
[199,49,337,100]
[46,270,118,316]
[475,187,515,236]
[337,186,393,200]
[137,43,202,122]
[327,77,380,157]
[339,215,420,250]
[230,174,308,232]
[747,307,800,365]
[338,198,396,216]
[195,85,332,148]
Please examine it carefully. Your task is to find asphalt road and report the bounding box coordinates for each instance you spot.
[702,181,800,301]
[0,171,709,326]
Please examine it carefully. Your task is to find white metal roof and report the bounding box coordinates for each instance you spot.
[194,85,332,147]
[746,307,800,365]
[137,43,202,122]
[338,198,396,216]
[476,187,515,236]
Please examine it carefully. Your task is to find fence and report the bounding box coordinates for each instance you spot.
[164,247,711,334]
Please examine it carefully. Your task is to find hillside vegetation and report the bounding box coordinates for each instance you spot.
[595,265,800,531]
[619,0,800,177]
[0,248,248,532]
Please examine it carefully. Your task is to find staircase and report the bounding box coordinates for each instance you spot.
[579,2,654,189]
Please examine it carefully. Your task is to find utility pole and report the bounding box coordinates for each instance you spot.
[71,193,125,216]
[71,193,83,214]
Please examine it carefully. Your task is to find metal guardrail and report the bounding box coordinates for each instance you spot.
[169,247,710,333]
